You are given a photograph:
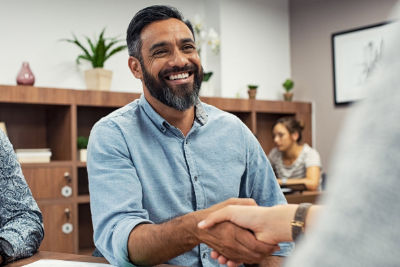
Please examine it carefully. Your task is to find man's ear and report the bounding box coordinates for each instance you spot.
[128,56,143,80]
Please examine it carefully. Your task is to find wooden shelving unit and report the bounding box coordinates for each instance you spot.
[0,84,312,254]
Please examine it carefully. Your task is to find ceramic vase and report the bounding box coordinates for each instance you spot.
[16,62,35,86]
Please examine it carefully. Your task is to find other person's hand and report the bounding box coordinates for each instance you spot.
[198,204,297,245]
[192,199,279,264]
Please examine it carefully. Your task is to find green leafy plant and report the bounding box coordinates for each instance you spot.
[203,72,213,82]
[282,79,294,92]
[77,136,89,150]
[248,84,258,90]
[63,28,127,68]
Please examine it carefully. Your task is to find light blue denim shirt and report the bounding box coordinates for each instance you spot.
[88,94,292,267]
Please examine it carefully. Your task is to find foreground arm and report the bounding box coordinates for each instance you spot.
[199,204,319,267]
[0,131,44,263]
[129,198,278,266]
[199,204,320,244]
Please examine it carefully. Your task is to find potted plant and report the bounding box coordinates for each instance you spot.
[247,84,258,99]
[282,79,294,101]
[77,136,89,162]
[63,28,127,91]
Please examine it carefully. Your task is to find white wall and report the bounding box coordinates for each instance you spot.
[220,0,291,99]
[0,0,290,99]
[290,0,398,169]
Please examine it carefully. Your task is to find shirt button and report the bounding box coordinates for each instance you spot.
[202,252,206,258]
[194,176,198,181]
[185,139,188,144]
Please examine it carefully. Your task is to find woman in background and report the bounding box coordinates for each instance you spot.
[268,117,321,191]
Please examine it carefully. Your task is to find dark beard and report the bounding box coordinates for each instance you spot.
[141,61,203,111]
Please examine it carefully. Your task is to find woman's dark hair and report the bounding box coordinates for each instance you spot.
[126,5,195,61]
[273,116,304,143]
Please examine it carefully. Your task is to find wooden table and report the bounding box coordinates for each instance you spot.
[6,251,109,266]
[6,251,181,267]
[285,191,322,204]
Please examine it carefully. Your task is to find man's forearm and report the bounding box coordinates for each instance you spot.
[128,212,199,265]
[259,255,284,267]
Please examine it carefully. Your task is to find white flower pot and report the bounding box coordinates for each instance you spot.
[84,68,112,91]
[78,149,87,162]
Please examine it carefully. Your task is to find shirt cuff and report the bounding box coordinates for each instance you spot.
[272,241,294,257]
[0,238,14,264]
[112,218,153,267]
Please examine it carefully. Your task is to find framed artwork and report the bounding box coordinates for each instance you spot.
[331,21,395,105]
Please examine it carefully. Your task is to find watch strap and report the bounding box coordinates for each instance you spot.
[291,203,312,241]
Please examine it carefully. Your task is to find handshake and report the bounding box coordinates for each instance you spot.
[195,198,317,267]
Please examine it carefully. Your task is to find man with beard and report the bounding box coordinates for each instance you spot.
[87,5,292,267]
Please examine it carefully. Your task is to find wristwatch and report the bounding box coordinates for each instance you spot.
[281,177,288,185]
[291,203,312,241]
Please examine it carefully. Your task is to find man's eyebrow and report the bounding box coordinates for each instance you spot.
[181,38,195,44]
[149,41,168,52]
[149,38,195,52]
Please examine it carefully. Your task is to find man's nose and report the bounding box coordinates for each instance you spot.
[168,49,189,67]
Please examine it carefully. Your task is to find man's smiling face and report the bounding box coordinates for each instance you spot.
[139,18,203,111]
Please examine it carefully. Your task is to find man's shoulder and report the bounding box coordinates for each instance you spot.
[201,101,242,123]
[95,99,140,128]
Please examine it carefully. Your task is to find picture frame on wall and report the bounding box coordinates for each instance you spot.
[331,21,395,105]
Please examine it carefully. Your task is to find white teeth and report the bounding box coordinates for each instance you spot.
[168,72,189,80]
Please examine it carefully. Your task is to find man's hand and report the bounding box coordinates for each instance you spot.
[198,221,278,265]
[190,198,278,265]
[128,198,275,266]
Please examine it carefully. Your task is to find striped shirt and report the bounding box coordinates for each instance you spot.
[268,143,321,179]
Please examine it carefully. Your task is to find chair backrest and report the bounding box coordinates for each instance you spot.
[320,172,327,191]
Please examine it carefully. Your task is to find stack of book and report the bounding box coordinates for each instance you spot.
[15,148,52,163]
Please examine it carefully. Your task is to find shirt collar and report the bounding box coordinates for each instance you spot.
[139,94,208,132]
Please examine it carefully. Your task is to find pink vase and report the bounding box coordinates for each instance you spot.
[16,62,35,86]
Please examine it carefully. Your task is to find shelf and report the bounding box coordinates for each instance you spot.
[0,84,312,254]
[21,161,73,167]
[76,161,87,167]
[78,247,95,256]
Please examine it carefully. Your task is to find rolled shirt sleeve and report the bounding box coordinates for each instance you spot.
[87,120,152,267]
